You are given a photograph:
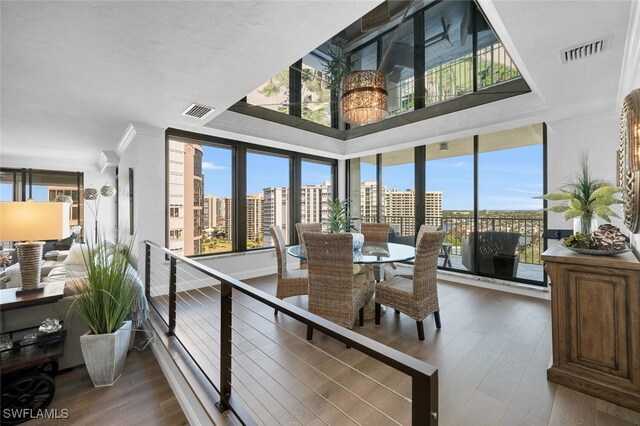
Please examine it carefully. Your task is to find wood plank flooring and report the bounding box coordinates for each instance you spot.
[148,274,640,425]
[27,340,188,426]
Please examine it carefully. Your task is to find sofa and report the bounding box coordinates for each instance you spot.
[0,243,148,370]
[461,231,521,276]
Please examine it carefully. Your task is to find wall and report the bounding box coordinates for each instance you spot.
[546,112,632,251]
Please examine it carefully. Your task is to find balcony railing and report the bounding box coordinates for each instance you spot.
[361,215,544,266]
[145,240,439,425]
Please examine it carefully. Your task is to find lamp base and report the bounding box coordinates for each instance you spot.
[16,242,45,292]
[16,286,45,296]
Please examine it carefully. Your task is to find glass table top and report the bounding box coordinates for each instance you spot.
[287,242,415,264]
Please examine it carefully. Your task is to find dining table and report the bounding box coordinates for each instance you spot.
[287,241,416,319]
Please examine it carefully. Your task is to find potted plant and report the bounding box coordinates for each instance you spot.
[539,153,622,234]
[73,235,136,387]
[327,198,364,250]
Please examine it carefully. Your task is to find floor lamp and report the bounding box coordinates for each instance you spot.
[0,201,70,295]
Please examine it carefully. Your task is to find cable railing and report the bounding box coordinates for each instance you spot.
[144,240,439,425]
[360,215,544,266]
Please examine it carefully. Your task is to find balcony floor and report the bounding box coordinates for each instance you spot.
[438,254,544,282]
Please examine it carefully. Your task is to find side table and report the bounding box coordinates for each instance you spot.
[1,281,66,425]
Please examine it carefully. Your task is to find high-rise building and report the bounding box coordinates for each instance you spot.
[246,194,263,243]
[262,187,287,246]
[167,140,204,255]
[204,195,217,229]
[300,180,332,225]
[360,181,386,222]
[425,191,443,220]
[385,188,416,236]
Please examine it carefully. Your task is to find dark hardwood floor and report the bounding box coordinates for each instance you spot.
[27,340,188,425]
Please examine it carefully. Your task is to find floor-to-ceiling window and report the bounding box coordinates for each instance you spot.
[478,125,544,282]
[426,137,474,269]
[247,151,290,249]
[300,160,334,229]
[348,124,545,285]
[382,148,416,241]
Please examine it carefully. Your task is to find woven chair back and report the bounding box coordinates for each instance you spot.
[361,223,390,243]
[413,230,446,300]
[269,226,288,278]
[295,223,322,247]
[304,232,355,326]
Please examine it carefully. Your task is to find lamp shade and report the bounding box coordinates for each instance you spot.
[342,70,388,125]
[0,201,70,242]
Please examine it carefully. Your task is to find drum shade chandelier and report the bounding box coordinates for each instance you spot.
[341,0,414,126]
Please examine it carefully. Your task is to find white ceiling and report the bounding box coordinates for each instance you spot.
[1,0,637,169]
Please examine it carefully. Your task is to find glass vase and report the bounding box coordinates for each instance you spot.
[573,214,598,235]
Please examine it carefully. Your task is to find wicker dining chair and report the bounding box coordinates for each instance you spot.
[385,224,441,279]
[304,232,368,340]
[270,226,309,316]
[375,230,446,341]
[360,222,390,281]
[295,223,322,269]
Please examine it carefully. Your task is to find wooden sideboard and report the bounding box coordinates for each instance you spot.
[542,245,640,412]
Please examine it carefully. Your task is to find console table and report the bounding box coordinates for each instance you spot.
[542,245,640,412]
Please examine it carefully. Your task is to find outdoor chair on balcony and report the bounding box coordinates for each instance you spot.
[270,226,309,316]
[461,231,520,276]
[304,233,367,340]
[295,223,322,269]
[384,224,439,279]
[375,230,446,341]
[361,223,390,281]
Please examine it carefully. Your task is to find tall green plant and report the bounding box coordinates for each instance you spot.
[538,152,622,222]
[72,235,136,334]
[327,198,358,233]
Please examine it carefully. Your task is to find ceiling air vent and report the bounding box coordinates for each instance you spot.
[560,38,606,64]
[182,103,215,119]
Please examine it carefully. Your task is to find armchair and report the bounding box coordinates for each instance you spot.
[461,231,520,276]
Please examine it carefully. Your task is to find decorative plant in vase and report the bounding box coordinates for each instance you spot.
[538,153,622,235]
[326,199,364,251]
[72,233,136,387]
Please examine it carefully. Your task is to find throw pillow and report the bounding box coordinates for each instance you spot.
[63,243,89,265]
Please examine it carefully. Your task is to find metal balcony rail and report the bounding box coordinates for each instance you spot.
[144,240,439,425]
[360,215,544,266]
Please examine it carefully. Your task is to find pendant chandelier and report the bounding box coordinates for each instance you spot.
[341,0,414,126]
[342,70,388,125]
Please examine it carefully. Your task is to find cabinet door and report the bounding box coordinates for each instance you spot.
[560,266,639,392]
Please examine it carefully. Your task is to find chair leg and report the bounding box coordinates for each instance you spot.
[434,311,442,329]
[359,307,364,327]
[417,321,425,341]
[306,325,313,341]
[274,308,278,316]
[375,303,381,325]
[395,309,400,315]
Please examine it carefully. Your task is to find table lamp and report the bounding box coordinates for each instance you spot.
[0,201,70,295]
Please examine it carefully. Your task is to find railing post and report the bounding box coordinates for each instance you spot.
[145,243,151,301]
[217,281,233,412]
[168,257,177,336]
[412,370,438,425]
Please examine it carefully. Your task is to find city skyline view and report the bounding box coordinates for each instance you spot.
[201,144,544,211]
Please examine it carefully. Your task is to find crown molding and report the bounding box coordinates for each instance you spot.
[117,122,165,155]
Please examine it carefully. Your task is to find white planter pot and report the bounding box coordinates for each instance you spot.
[80,320,132,387]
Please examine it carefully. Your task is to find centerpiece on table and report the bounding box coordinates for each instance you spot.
[327,199,364,251]
[538,153,622,235]
[72,233,136,387]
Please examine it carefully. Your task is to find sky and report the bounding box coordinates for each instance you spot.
[199,143,543,211]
